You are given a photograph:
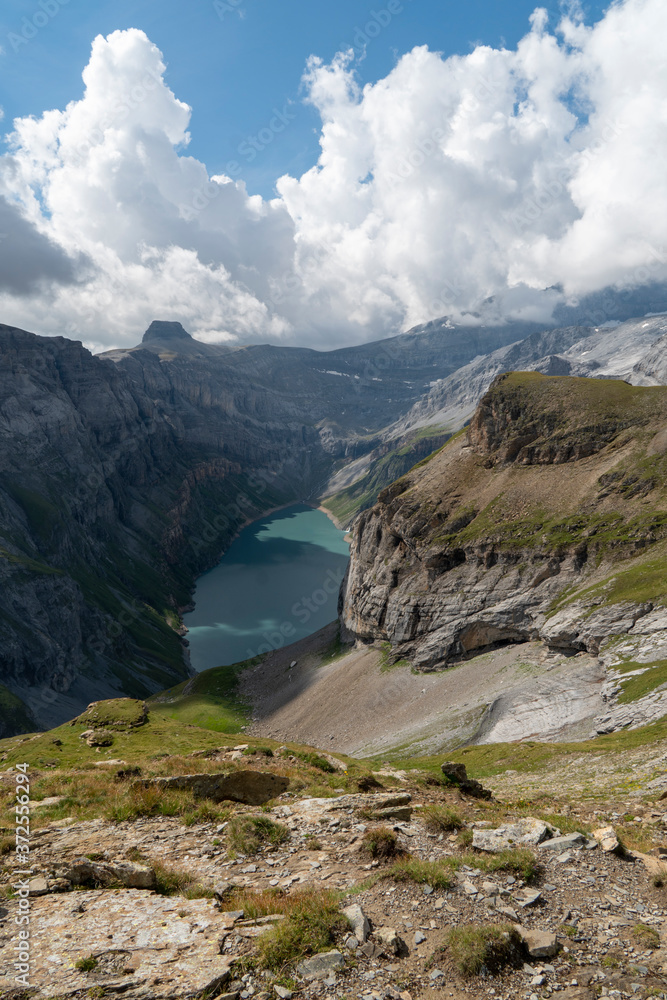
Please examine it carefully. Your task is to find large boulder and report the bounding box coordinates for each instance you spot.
[375,926,408,956]
[137,769,289,805]
[79,729,114,747]
[441,762,492,799]
[592,825,622,853]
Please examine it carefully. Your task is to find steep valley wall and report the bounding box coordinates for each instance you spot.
[341,372,667,671]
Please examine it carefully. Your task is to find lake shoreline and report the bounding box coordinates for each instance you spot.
[183,503,350,672]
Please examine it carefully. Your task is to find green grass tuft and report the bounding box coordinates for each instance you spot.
[633,923,661,949]
[387,857,454,890]
[616,659,667,703]
[74,955,98,972]
[422,804,465,832]
[445,922,525,977]
[462,848,539,882]
[227,815,290,856]
[254,889,347,971]
[362,825,402,859]
[291,750,336,773]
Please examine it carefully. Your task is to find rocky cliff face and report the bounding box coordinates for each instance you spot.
[340,372,667,670]
[0,323,323,732]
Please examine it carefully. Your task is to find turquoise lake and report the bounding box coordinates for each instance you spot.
[183,504,350,671]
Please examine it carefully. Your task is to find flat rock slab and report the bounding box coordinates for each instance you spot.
[58,857,155,889]
[288,791,411,821]
[472,817,554,852]
[371,805,413,821]
[0,890,233,999]
[297,950,345,980]
[538,832,587,852]
[137,769,289,805]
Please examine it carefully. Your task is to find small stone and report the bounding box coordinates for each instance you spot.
[375,927,407,956]
[592,825,621,854]
[429,970,444,980]
[46,878,71,893]
[342,903,370,943]
[344,935,359,950]
[518,928,560,959]
[274,988,292,1000]
[531,975,546,986]
[516,890,542,908]
[414,931,426,945]
[441,762,468,783]
[359,941,384,960]
[28,877,49,896]
[31,795,64,808]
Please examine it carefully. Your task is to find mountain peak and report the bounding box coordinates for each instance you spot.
[142,320,194,344]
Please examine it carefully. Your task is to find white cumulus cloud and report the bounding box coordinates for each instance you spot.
[0,0,666,352]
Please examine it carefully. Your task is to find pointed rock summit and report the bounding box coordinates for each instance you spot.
[142,320,194,344]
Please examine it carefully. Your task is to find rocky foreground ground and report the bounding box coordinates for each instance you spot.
[3,734,667,1000]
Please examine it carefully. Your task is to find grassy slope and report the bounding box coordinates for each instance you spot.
[3,695,667,839]
[0,698,382,834]
[148,657,261,734]
[377,374,667,606]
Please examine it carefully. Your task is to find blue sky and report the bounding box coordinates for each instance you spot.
[0,0,609,199]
